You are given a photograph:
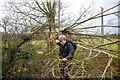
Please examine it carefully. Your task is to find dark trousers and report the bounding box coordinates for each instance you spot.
[59,60,71,80]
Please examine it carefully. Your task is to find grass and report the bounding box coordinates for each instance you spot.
[30,38,119,58]
[31,40,47,53]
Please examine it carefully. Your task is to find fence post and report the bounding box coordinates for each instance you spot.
[101,7,104,43]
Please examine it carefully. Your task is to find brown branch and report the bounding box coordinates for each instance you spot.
[68,2,93,29]
[95,11,120,19]
[65,4,120,30]
[35,0,46,13]
[94,40,120,48]
[77,44,119,58]
[78,25,120,30]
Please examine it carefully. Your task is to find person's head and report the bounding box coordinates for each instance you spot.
[58,35,67,45]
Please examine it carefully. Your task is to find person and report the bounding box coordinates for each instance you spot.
[56,35,75,80]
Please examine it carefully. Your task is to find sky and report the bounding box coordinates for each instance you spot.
[0,0,119,34]
[0,0,119,18]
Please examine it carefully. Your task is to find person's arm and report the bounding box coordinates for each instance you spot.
[65,43,74,60]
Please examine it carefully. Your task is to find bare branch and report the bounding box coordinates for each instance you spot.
[94,40,120,48]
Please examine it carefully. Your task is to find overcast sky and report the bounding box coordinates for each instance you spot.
[0,0,119,34]
[0,0,119,18]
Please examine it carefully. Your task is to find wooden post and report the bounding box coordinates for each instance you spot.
[58,0,61,35]
[101,7,104,36]
[101,7,104,43]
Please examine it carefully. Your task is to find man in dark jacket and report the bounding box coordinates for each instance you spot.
[56,35,75,80]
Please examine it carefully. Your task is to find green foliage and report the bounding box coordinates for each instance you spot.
[19,51,33,59]
[20,35,31,42]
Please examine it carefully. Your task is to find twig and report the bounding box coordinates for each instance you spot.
[77,44,119,58]
[85,48,92,60]
[94,40,120,48]
[101,57,113,79]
